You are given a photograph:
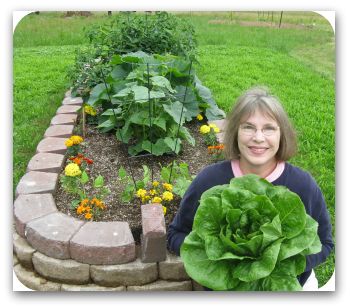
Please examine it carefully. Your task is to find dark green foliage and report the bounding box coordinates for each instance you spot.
[67,12,198,97]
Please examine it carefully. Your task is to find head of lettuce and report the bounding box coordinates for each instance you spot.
[180,174,322,291]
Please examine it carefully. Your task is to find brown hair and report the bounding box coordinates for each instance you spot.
[223,86,297,161]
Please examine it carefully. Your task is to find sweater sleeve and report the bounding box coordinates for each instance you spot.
[303,180,334,272]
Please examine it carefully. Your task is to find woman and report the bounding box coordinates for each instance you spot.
[167,86,334,289]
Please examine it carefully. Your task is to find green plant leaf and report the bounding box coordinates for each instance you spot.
[80,171,89,184]
[118,167,127,179]
[70,199,81,209]
[163,137,182,154]
[180,231,240,290]
[87,83,108,106]
[151,75,175,93]
[94,175,104,188]
[162,101,186,125]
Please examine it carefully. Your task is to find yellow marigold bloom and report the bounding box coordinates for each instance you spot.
[84,105,97,116]
[64,163,82,177]
[152,181,160,187]
[85,212,92,220]
[136,189,147,198]
[200,125,210,134]
[152,196,162,204]
[162,191,174,201]
[162,206,167,215]
[209,123,220,133]
[70,135,84,145]
[149,189,157,196]
[163,183,173,192]
[65,139,74,147]
[196,114,203,121]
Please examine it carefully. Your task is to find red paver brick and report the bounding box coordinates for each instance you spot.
[56,105,81,114]
[44,125,74,138]
[14,194,57,237]
[15,171,58,197]
[70,222,136,265]
[27,152,65,173]
[25,212,85,259]
[36,137,67,154]
[140,204,166,263]
[62,97,83,106]
[50,114,78,125]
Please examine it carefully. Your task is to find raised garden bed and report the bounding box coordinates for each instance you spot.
[13,91,226,291]
[55,117,218,243]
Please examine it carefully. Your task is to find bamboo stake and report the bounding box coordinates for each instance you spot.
[82,106,86,138]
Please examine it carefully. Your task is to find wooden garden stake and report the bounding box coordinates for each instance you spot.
[82,106,86,138]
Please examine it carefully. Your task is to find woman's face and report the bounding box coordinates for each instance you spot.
[238,110,281,175]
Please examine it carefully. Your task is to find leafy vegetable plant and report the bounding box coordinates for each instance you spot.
[180,174,322,291]
[87,51,225,156]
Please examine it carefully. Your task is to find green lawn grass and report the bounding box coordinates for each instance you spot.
[13,11,335,288]
[13,46,76,191]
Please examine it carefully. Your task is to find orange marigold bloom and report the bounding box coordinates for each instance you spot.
[80,199,89,207]
[77,205,85,215]
[72,157,82,165]
[85,212,92,220]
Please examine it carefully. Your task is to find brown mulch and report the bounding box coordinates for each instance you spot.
[55,120,219,243]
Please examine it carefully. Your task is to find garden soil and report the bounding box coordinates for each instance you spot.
[55,120,221,243]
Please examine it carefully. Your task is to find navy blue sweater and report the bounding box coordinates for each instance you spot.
[167,160,334,287]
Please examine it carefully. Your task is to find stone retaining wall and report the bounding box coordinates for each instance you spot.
[13,90,226,291]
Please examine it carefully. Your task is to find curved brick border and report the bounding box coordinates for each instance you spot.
[13,90,225,290]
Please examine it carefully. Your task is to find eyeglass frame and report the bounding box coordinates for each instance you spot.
[239,123,280,137]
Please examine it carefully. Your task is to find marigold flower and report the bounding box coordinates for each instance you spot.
[65,139,74,147]
[136,189,147,198]
[77,205,85,215]
[84,158,93,164]
[162,191,174,201]
[209,123,220,133]
[152,196,162,204]
[84,105,97,116]
[152,181,160,187]
[149,189,157,196]
[85,212,93,220]
[162,206,167,215]
[64,163,82,177]
[72,157,82,165]
[70,135,84,145]
[196,114,203,121]
[200,125,211,134]
[80,198,89,207]
[163,183,173,192]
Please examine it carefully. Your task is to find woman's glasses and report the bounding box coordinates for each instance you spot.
[240,124,279,137]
